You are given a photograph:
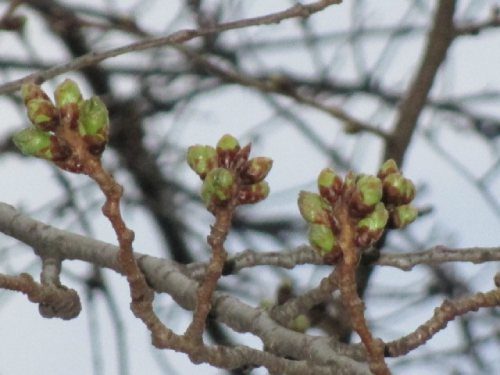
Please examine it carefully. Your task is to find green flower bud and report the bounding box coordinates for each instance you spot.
[21,83,50,104]
[382,173,416,205]
[390,204,418,228]
[13,127,54,160]
[298,191,331,225]
[78,96,109,145]
[356,175,382,206]
[241,157,273,184]
[378,159,399,180]
[26,98,58,131]
[238,181,270,204]
[317,168,343,204]
[308,223,337,256]
[216,134,240,152]
[54,79,83,108]
[357,202,389,231]
[289,314,310,333]
[356,202,388,247]
[187,145,218,178]
[201,168,236,206]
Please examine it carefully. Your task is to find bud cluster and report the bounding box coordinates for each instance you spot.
[187,134,272,210]
[13,79,109,165]
[298,161,418,260]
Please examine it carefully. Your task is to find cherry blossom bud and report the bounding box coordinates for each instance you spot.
[298,191,331,225]
[356,202,388,247]
[21,83,50,104]
[26,98,58,132]
[382,173,416,205]
[390,204,418,228]
[317,168,343,204]
[349,175,383,215]
[187,145,218,178]
[13,127,54,160]
[308,223,338,256]
[241,157,273,184]
[378,159,399,180]
[201,168,236,206]
[54,79,83,108]
[238,181,270,205]
[216,134,240,167]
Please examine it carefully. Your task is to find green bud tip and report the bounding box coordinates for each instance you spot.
[201,168,236,205]
[378,159,399,179]
[383,174,416,205]
[54,79,83,108]
[241,157,273,184]
[216,134,240,152]
[187,145,218,178]
[357,202,389,232]
[298,191,331,225]
[356,175,383,206]
[13,128,53,160]
[290,314,310,333]
[308,224,337,256]
[26,98,58,131]
[78,97,109,139]
[391,204,418,228]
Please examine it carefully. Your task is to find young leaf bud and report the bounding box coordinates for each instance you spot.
[298,191,331,225]
[238,181,270,204]
[240,157,273,184]
[26,98,58,131]
[317,168,343,204]
[78,97,109,140]
[187,145,218,178]
[201,168,236,206]
[356,202,388,247]
[54,79,83,108]
[382,173,416,205]
[13,128,54,160]
[378,159,399,180]
[308,223,338,256]
[390,204,418,228]
[21,83,51,104]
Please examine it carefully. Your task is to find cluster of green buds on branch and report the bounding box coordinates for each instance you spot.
[299,160,418,263]
[13,79,109,172]
[187,134,272,211]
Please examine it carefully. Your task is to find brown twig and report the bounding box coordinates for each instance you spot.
[184,203,235,344]
[386,287,500,357]
[335,203,390,375]
[0,272,81,320]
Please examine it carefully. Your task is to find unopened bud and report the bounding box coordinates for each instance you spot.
[201,168,236,206]
[390,204,418,228]
[26,98,58,131]
[308,223,338,256]
[54,79,83,108]
[187,145,218,178]
[382,173,416,205]
[378,159,399,180]
[216,134,240,167]
[298,191,331,225]
[78,97,109,144]
[317,168,343,204]
[13,128,54,160]
[238,181,270,205]
[241,157,273,184]
[21,83,50,104]
[356,202,388,247]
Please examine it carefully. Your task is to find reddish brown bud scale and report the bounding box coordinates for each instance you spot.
[26,98,59,132]
[240,157,273,184]
[21,83,51,104]
[238,181,270,204]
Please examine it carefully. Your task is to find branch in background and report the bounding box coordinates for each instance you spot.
[0,0,341,95]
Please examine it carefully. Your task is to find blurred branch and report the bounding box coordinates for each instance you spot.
[0,0,341,95]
